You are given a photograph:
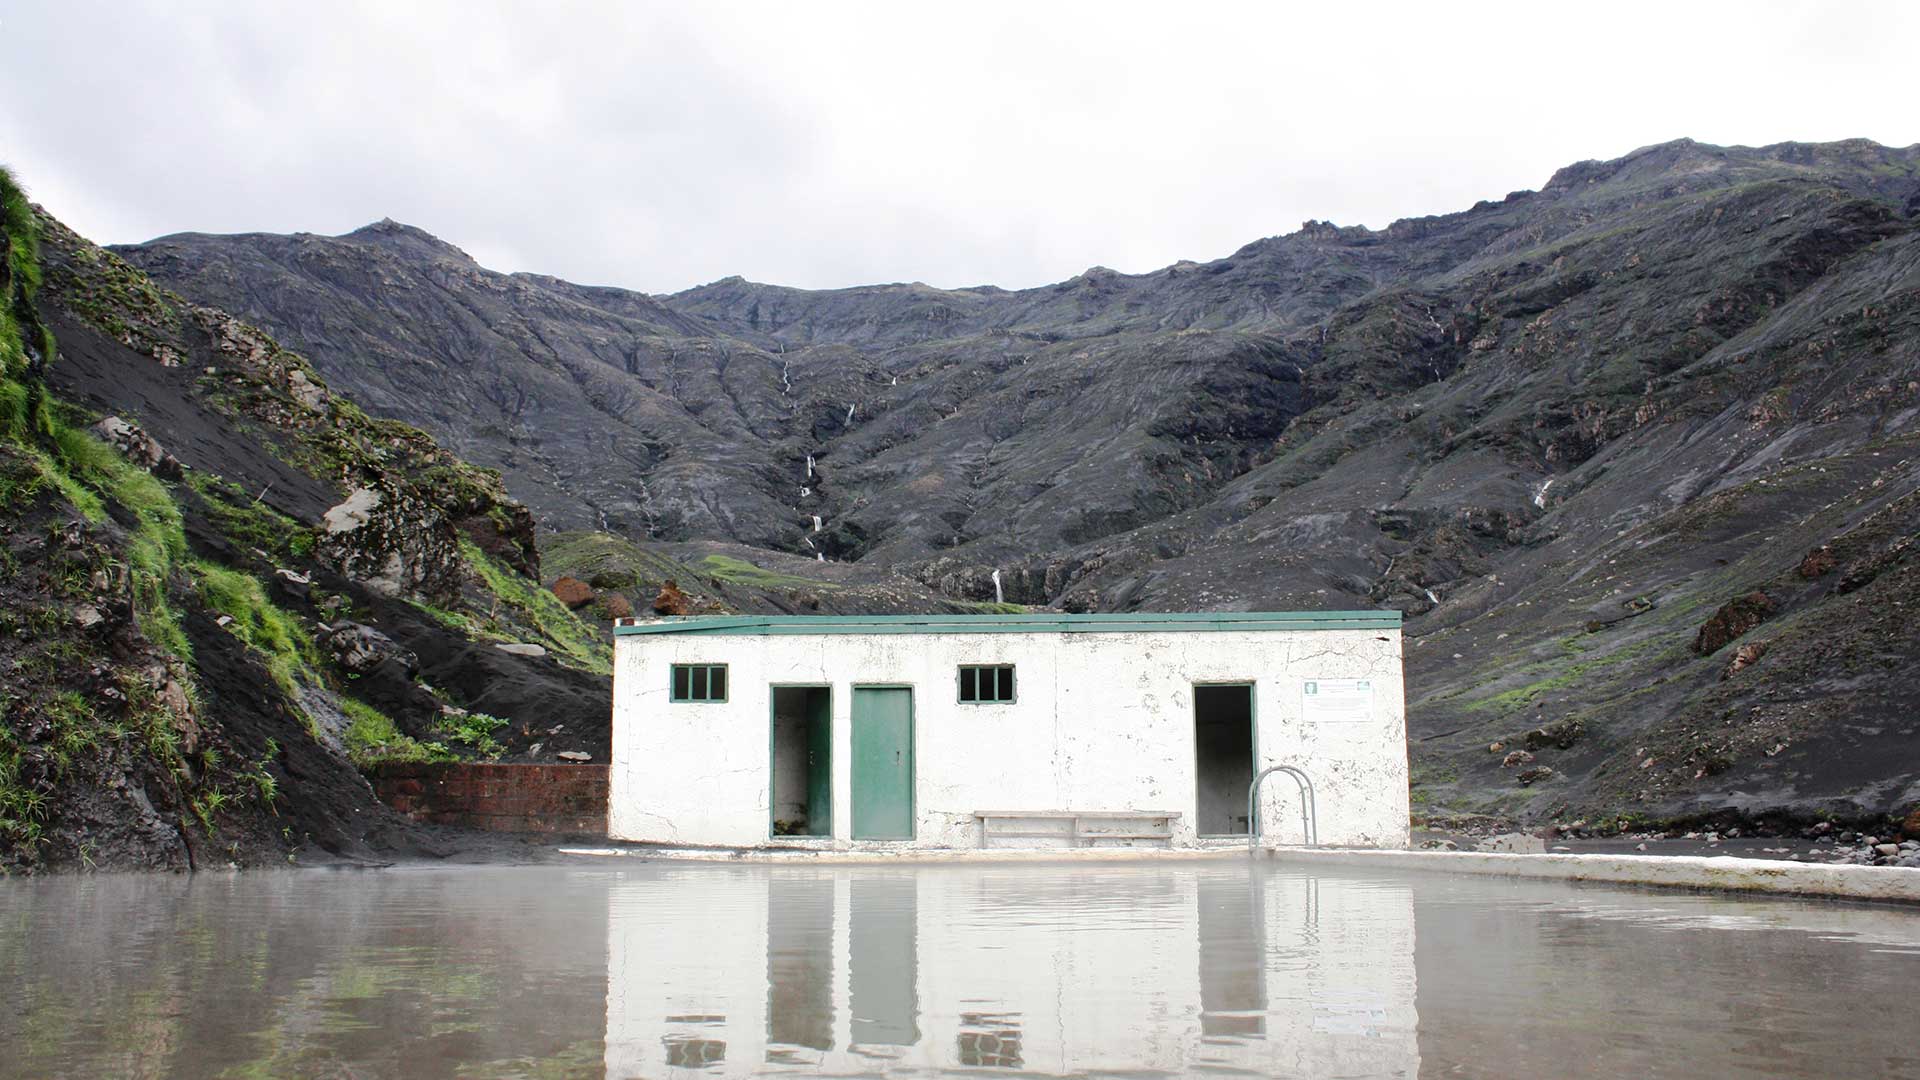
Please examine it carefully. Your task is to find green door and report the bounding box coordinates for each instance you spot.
[806,690,833,836]
[852,687,914,839]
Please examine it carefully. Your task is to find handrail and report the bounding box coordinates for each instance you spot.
[1248,764,1317,849]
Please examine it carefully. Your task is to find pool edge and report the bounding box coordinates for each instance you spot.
[1260,847,1920,904]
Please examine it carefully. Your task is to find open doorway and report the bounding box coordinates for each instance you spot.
[771,686,832,837]
[1194,683,1255,835]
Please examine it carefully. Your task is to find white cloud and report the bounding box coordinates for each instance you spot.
[1,0,1914,292]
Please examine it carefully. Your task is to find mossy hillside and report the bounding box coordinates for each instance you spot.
[336,692,507,767]
[0,169,208,865]
[35,211,540,593]
[190,561,319,696]
[185,471,317,562]
[459,539,611,675]
[338,696,443,767]
[698,553,841,592]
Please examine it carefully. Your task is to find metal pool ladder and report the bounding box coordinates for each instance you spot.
[1248,765,1318,849]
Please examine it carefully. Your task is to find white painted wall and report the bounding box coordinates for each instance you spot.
[609,627,1407,849]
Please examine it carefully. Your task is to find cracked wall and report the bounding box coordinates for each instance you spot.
[609,628,1407,848]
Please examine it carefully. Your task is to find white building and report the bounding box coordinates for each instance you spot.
[608,612,1408,850]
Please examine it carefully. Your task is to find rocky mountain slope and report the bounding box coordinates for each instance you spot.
[119,139,1920,829]
[0,166,650,873]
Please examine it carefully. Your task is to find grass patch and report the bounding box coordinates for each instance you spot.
[1465,634,1674,715]
[406,597,478,634]
[698,553,839,592]
[461,539,611,674]
[953,600,1029,614]
[185,472,317,561]
[339,696,449,767]
[191,561,318,695]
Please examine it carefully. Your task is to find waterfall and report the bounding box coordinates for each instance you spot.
[805,454,814,478]
[890,375,898,386]
[816,553,825,562]
[812,515,822,533]
[991,569,1004,605]
[803,536,814,549]
[845,403,856,423]
[1423,588,1440,607]
[800,486,810,497]
[1533,478,1554,509]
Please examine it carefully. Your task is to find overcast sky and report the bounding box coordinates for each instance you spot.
[3,2,1916,293]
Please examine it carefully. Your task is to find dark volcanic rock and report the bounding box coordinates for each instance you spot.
[1694,592,1777,656]
[113,138,1920,825]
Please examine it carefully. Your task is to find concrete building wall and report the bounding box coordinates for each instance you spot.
[609,625,1407,849]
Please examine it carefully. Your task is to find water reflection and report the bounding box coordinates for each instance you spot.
[603,865,1420,1077]
[4,861,1919,1078]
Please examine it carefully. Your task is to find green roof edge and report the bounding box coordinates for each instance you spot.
[613,610,1403,637]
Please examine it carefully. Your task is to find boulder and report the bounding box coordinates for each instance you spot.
[598,592,634,619]
[322,487,383,534]
[285,368,328,411]
[1902,807,1920,840]
[1516,766,1555,786]
[1524,719,1585,750]
[551,576,594,609]
[494,642,548,658]
[1797,545,1836,578]
[652,579,694,616]
[315,486,464,600]
[1721,640,1769,680]
[89,416,181,478]
[1693,591,1776,655]
[324,622,418,678]
[1501,749,1536,768]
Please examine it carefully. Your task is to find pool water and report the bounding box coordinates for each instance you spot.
[2,859,1916,1077]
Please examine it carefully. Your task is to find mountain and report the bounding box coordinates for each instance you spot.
[117,139,1920,830]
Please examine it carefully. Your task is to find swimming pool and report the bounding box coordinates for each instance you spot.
[1,860,1914,1077]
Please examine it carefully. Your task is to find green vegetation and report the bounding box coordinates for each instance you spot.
[339,696,447,767]
[439,710,508,758]
[185,472,317,561]
[461,538,611,674]
[191,561,319,696]
[698,553,839,592]
[1465,634,1674,715]
[56,420,190,661]
[954,600,1029,614]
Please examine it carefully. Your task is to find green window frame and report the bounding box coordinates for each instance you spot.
[958,664,1015,704]
[671,663,729,702]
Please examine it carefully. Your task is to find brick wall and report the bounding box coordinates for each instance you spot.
[368,762,608,835]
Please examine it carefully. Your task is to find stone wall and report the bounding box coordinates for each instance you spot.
[369,762,608,835]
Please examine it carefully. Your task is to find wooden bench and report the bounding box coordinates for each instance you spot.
[972,810,1181,849]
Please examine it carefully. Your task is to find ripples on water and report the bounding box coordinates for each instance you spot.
[1,860,1916,1078]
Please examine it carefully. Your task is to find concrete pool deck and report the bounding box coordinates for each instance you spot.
[557,842,1920,904]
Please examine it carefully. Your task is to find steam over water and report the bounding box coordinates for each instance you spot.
[1,860,1916,1077]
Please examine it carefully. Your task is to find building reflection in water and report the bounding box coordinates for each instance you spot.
[604,864,1417,1077]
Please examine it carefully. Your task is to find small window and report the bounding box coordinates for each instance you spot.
[671,663,728,702]
[958,664,1015,703]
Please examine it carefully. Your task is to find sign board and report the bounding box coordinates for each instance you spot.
[1302,678,1372,724]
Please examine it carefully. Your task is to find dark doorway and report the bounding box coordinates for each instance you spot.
[766,875,835,1056]
[771,687,832,837]
[1194,684,1255,835]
